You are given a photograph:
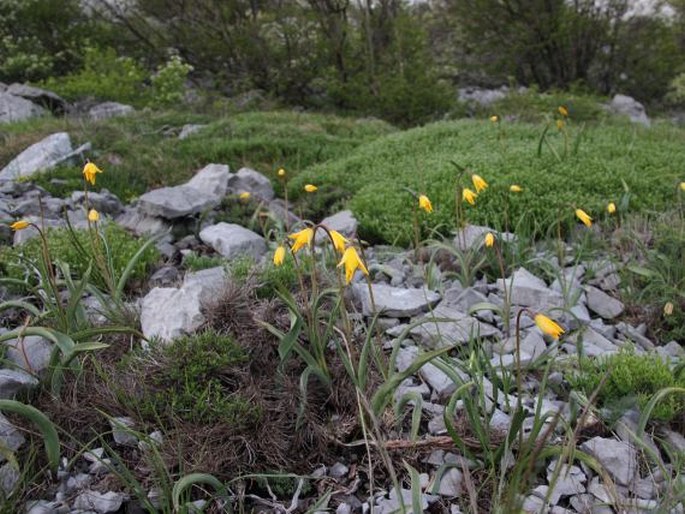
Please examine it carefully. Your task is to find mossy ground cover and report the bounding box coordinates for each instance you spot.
[291,118,685,245]
[1,110,395,203]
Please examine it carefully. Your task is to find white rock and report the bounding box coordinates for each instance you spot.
[226,167,274,200]
[497,268,565,312]
[138,185,217,219]
[0,92,46,124]
[109,417,138,446]
[351,283,440,318]
[199,222,267,260]
[610,94,650,127]
[2,335,52,374]
[0,369,39,398]
[88,101,134,121]
[453,224,515,251]
[185,163,230,204]
[409,304,501,348]
[436,468,463,497]
[317,210,358,241]
[0,133,73,180]
[585,285,624,319]
[73,490,126,513]
[581,437,638,486]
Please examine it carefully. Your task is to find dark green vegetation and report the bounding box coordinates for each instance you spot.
[570,350,685,421]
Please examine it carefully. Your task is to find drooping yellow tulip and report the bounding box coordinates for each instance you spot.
[239,191,251,200]
[288,227,314,253]
[10,220,30,231]
[418,194,433,213]
[490,115,499,123]
[82,161,103,186]
[88,209,100,222]
[558,105,569,117]
[484,233,495,248]
[510,184,523,193]
[278,168,286,178]
[471,174,488,193]
[575,209,592,227]
[273,245,286,266]
[607,202,616,214]
[534,313,565,340]
[304,184,318,193]
[329,230,348,254]
[664,302,674,316]
[556,119,565,130]
[462,188,477,206]
[679,182,685,192]
[337,246,369,284]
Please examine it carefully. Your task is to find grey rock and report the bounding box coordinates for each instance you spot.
[496,268,565,311]
[6,83,67,114]
[0,462,19,495]
[658,427,685,455]
[436,468,463,497]
[178,124,207,139]
[2,335,52,374]
[317,210,358,240]
[442,287,489,312]
[661,340,684,358]
[396,346,466,398]
[458,86,508,106]
[73,490,125,513]
[584,285,624,319]
[148,266,180,288]
[116,206,170,236]
[268,198,300,226]
[71,190,123,215]
[0,133,73,180]
[521,494,545,513]
[546,461,586,504]
[185,164,230,204]
[410,304,501,348]
[351,283,440,317]
[0,92,46,123]
[376,487,429,514]
[610,94,650,127]
[329,462,349,479]
[0,413,25,458]
[453,224,514,251]
[520,330,547,359]
[199,223,266,260]
[581,437,638,486]
[587,476,612,504]
[394,378,430,404]
[138,186,216,219]
[11,196,65,218]
[616,322,655,351]
[140,267,228,343]
[567,327,619,354]
[109,417,138,446]
[0,369,39,398]
[88,102,134,121]
[226,167,274,200]
[26,500,62,514]
[568,493,596,513]
[565,303,592,330]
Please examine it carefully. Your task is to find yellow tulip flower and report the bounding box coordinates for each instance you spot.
[288,227,314,253]
[558,105,569,117]
[418,194,433,213]
[10,220,30,231]
[329,230,348,254]
[510,184,523,193]
[472,174,488,193]
[664,302,674,316]
[88,209,100,222]
[82,161,103,186]
[575,209,592,227]
[607,202,616,214]
[337,246,369,284]
[534,313,565,340]
[490,115,499,123]
[304,184,318,193]
[239,191,251,200]
[278,168,286,178]
[484,233,495,248]
[556,119,565,130]
[680,182,685,192]
[462,188,477,206]
[273,245,286,266]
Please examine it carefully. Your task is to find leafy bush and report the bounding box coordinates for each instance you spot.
[570,350,685,422]
[291,118,685,245]
[136,331,260,425]
[148,55,194,108]
[41,46,147,105]
[0,223,159,291]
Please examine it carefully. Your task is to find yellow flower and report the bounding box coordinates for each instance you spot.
[664,302,674,316]
[329,230,348,254]
[273,245,286,266]
[556,119,565,130]
[337,246,369,284]
[558,105,569,117]
[607,202,616,214]
[10,220,30,231]
[484,232,495,248]
[304,184,318,193]
[88,209,100,222]
[418,194,433,213]
[288,227,314,253]
[462,188,477,206]
[82,161,103,186]
[472,174,488,193]
[510,184,523,193]
[239,191,251,200]
[534,313,565,340]
[490,115,499,123]
[575,208,592,227]
[278,168,286,178]
[680,182,685,192]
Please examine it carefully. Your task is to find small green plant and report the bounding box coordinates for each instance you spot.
[570,349,685,422]
[148,54,194,108]
[182,252,226,272]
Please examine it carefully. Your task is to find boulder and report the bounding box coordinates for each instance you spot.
[351,283,440,317]
[185,163,230,204]
[226,167,274,200]
[138,186,215,219]
[89,101,134,121]
[316,210,358,243]
[496,267,565,312]
[410,304,501,348]
[609,94,650,127]
[71,190,124,215]
[2,335,52,374]
[584,285,624,319]
[178,124,207,139]
[116,206,170,236]
[458,86,508,106]
[0,132,82,180]
[5,83,68,114]
[199,222,267,260]
[0,93,47,123]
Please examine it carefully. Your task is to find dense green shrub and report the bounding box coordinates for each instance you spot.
[148,55,194,108]
[292,118,685,245]
[0,223,159,291]
[570,350,685,422]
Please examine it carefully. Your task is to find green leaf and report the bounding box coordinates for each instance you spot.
[172,473,226,512]
[0,400,60,472]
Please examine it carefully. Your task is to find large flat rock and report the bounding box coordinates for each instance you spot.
[0,132,74,180]
[199,222,267,260]
[138,186,216,219]
[496,267,565,312]
[0,93,46,123]
[410,304,501,348]
[352,283,440,317]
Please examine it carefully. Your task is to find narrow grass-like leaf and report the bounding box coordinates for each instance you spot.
[0,400,60,471]
[0,300,41,317]
[637,387,685,437]
[172,472,227,511]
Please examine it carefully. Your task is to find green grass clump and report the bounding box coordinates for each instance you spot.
[0,223,159,291]
[2,110,395,203]
[292,119,685,244]
[182,252,227,272]
[141,331,260,425]
[228,255,299,299]
[486,88,608,123]
[570,350,685,422]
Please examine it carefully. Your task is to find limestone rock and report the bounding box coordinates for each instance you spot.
[410,304,501,348]
[6,83,67,114]
[0,369,39,398]
[610,94,650,127]
[0,133,74,180]
[351,283,440,317]
[199,222,266,260]
[185,163,230,204]
[226,167,274,200]
[585,285,624,319]
[73,490,126,513]
[580,437,638,486]
[89,101,134,121]
[317,210,358,240]
[2,335,52,374]
[496,267,565,311]
[0,93,46,123]
[116,206,170,236]
[0,413,26,459]
[453,224,514,251]
[138,186,216,219]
